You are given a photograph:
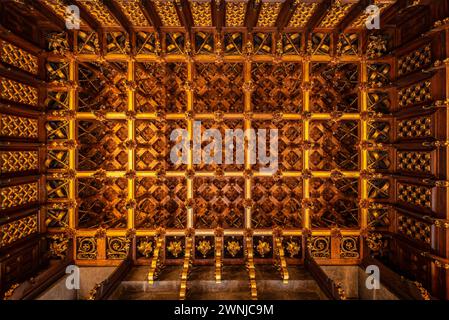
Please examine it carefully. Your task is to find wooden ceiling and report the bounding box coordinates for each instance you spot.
[26,0,398,33]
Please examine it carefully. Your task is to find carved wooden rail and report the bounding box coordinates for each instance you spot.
[304,250,346,300]
[87,259,132,300]
[245,236,258,300]
[147,237,164,285]
[215,236,222,283]
[274,237,289,284]
[361,256,432,300]
[179,237,193,300]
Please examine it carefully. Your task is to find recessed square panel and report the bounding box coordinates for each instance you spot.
[135,177,187,229]
[77,177,128,229]
[193,177,245,229]
[309,178,359,228]
[309,120,359,171]
[77,120,128,171]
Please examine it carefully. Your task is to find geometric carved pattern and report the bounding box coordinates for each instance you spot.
[225,1,247,27]
[0,151,38,173]
[76,31,100,55]
[253,32,273,55]
[252,120,303,172]
[310,121,359,171]
[288,2,318,27]
[367,179,390,200]
[106,32,130,55]
[194,32,214,55]
[367,63,391,88]
[282,33,302,55]
[398,81,432,108]
[46,91,69,111]
[224,32,243,55]
[398,215,431,245]
[194,177,245,229]
[77,178,128,229]
[136,62,187,113]
[368,92,391,114]
[78,0,119,27]
[0,182,38,210]
[398,45,432,77]
[340,236,359,258]
[0,77,38,107]
[337,34,359,56]
[46,150,69,170]
[0,40,38,75]
[115,0,150,27]
[76,237,97,260]
[46,179,69,200]
[135,120,187,171]
[319,2,355,28]
[397,151,432,174]
[0,114,38,139]
[397,116,432,139]
[368,150,391,171]
[257,2,282,27]
[152,0,181,26]
[135,177,186,229]
[397,183,432,209]
[165,32,186,55]
[136,32,158,55]
[251,63,302,113]
[310,63,358,113]
[310,236,330,259]
[252,177,303,228]
[194,63,244,113]
[193,119,244,172]
[190,1,213,27]
[310,178,359,228]
[46,61,69,83]
[310,33,331,55]
[107,237,130,259]
[78,62,128,112]
[368,121,391,143]
[77,120,128,171]
[0,214,38,248]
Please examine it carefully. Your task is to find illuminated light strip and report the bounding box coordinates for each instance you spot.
[215,236,223,283]
[179,237,193,300]
[274,237,289,284]
[245,236,258,300]
[148,237,165,284]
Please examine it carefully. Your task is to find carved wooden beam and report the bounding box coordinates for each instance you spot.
[246,0,259,31]
[180,0,194,30]
[69,0,102,32]
[141,0,163,30]
[305,0,331,33]
[103,0,134,34]
[275,0,295,30]
[337,0,370,32]
[27,0,67,32]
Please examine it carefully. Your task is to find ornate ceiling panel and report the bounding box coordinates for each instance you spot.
[77,0,121,27]
[115,0,151,27]
[288,1,318,28]
[257,1,283,27]
[319,0,357,28]
[190,0,213,27]
[152,0,182,27]
[225,1,248,27]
